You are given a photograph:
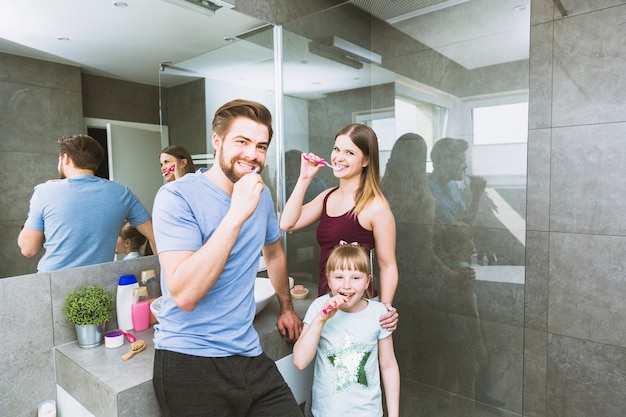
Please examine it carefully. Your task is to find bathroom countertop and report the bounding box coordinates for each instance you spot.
[474,265,524,284]
[54,280,318,417]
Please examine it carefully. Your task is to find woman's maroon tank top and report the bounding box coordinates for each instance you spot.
[316,188,376,296]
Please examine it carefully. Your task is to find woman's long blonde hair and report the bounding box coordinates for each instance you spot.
[335,124,386,217]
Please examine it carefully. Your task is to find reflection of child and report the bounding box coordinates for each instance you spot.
[433,221,505,407]
[293,244,399,417]
[115,221,147,260]
[433,221,481,334]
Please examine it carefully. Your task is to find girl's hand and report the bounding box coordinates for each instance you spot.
[320,295,347,320]
[379,303,399,331]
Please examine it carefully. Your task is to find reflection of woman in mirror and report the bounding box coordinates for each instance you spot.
[382,133,475,281]
[116,221,149,260]
[160,145,196,182]
[280,124,399,331]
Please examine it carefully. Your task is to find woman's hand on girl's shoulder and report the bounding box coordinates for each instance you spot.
[380,303,399,331]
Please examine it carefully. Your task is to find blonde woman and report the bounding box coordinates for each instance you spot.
[281,124,399,330]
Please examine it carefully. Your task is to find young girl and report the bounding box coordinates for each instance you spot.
[115,221,148,259]
[280,123,398,330]
[293,244,400,417]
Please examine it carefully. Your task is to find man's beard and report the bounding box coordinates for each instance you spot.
[219,152,262,183]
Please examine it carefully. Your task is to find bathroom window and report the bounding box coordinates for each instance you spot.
[465,95,528,186]
[472,101,528,145]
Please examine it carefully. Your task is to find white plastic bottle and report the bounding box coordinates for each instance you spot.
[117,274,139,331]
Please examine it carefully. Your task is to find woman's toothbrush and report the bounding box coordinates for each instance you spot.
[163,164,175,177]
[303,155,341,170]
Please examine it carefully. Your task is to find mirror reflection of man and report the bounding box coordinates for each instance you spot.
[428,137,486,225]
[428,138,505,407]
[18,134,155,272]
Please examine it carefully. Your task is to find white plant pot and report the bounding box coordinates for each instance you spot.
[75,323,105,349]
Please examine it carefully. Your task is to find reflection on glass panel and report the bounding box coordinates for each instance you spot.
[282,0,528,414]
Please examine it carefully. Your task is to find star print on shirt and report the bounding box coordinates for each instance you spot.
[325,334,374,392]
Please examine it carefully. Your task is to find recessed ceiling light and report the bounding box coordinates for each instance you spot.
[114,1,128,7]
[513,5,527,12]
[57,37,69,41]
[223,36,236,42]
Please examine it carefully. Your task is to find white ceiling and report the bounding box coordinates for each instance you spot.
[0,0,264,86]
[0,0,530,93]
[387,0,531,69]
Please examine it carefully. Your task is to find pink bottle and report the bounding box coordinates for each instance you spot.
[131,287,151,332]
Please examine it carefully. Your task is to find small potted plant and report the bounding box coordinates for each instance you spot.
[62,286,114,349]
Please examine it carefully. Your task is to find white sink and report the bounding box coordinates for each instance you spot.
[253,277,275,315]
[150,277,275,318]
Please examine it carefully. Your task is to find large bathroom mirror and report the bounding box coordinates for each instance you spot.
[159,0,530,413]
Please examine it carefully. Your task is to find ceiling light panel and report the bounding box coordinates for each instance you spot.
[351,0,470,23]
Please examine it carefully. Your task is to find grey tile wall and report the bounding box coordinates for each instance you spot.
[0,256,160,416]
[0,273,55,416]
[527,1,626,416]
[0,54,83,278]
[81,73,160,125]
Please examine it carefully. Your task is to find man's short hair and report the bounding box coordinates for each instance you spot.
[57,134,104,172]
[212,99,273,142]
[430,137,468,166]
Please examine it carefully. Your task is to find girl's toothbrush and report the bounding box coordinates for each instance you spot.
[303,155,341,170]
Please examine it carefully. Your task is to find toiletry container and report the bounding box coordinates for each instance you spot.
[131,286,151,332]
[140,269,160,324]
[139,269,160,299]
[117,274,139,331]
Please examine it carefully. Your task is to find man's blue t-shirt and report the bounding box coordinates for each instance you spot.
[152,169,280,357]
[428,173,465,224]
[24,175,150,272]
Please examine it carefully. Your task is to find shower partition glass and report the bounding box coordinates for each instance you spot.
[280,1,529,415]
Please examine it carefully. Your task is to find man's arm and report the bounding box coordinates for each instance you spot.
[159,173,264,311]
[17,226,44,257]
[134,219,157,255]
[460,175,486,225]
[263,239,303,342]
